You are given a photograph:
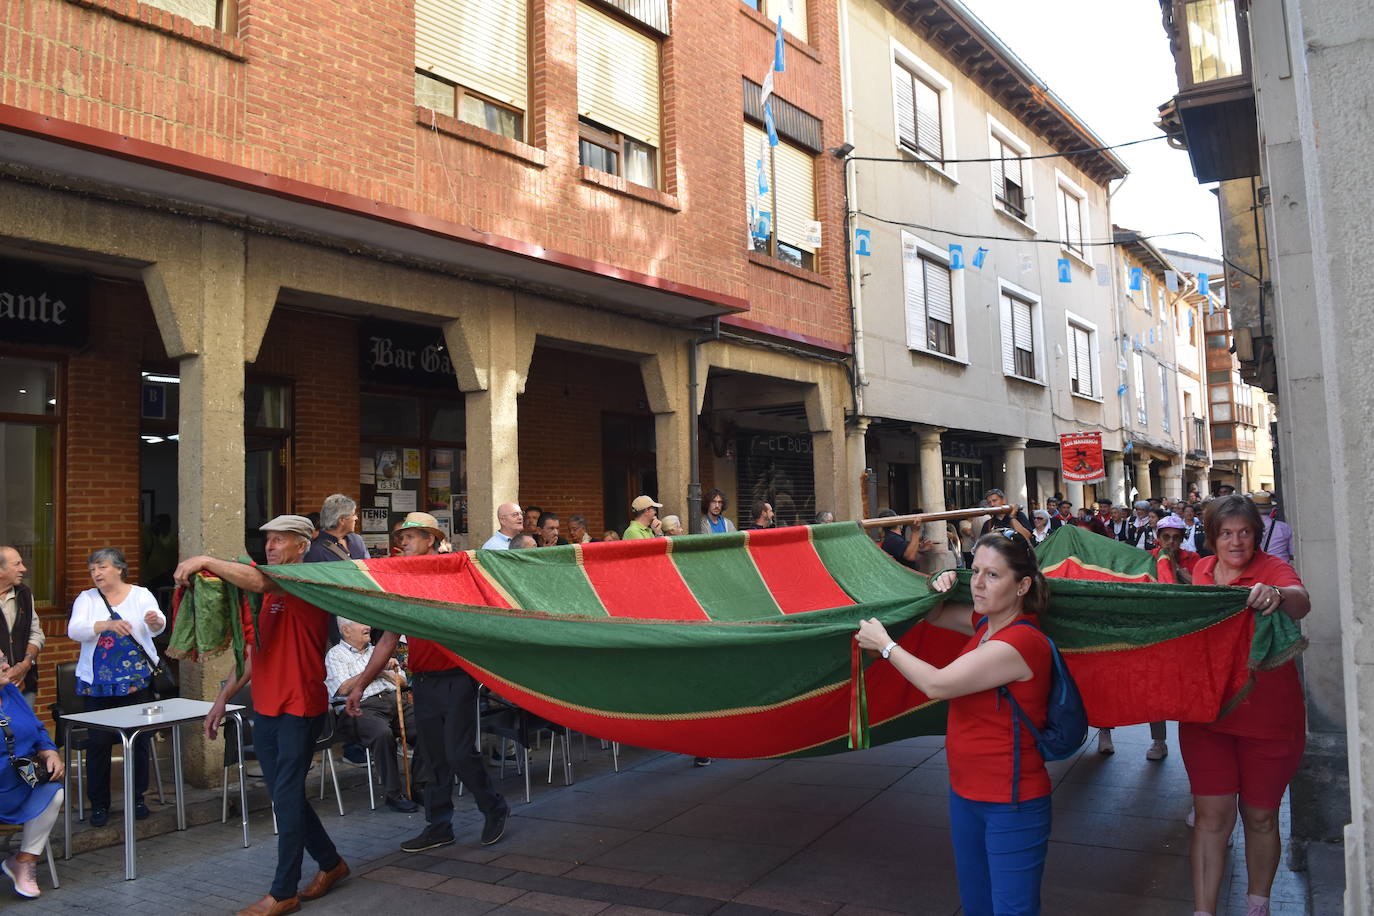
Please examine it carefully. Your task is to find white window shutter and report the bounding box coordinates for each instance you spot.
[991,138,1006,201]
[902,236,926,350]
[416,0,528,111]
[1076,327,1093,395]
[999,293,1015,374]
[893,66,916,150]
[774,141,817,251]
[924,258,953,324]
[1012,299,1033,352]
[768,0,808,43]
[913,77,941,159]
[577,3,661,148]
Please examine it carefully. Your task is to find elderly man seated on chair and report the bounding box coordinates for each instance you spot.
[324,618,418,813]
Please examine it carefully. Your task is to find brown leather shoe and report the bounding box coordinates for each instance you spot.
[236,895,300,916]
[299,860,350,901]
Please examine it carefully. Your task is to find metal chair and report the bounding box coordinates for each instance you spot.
[220,686,276,835]
[313,707,345,817]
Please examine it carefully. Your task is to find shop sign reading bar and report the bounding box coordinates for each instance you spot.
[0,258,90,348]
[360,319,456,390]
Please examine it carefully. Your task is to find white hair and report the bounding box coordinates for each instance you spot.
[335,616,358,630]
[320,494,357,531]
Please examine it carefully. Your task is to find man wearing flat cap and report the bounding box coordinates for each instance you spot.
[344,512,509,856]
[174,516,349,916]
[622,495,663,539]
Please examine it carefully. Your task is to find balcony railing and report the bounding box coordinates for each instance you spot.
[1187,415,1209,458]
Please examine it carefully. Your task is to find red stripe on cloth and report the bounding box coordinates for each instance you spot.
[580,539,708,620]
[745,527,855,614]
[1043,558,1155,582]
[460,620,966,758]
[362,553,512,608]
[1066,612,1254,727]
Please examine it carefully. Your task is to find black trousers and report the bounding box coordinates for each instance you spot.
[338,690,416,796]
[412,670,504,825]
[84,687,153,809]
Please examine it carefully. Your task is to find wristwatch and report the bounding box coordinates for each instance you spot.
[880,641,898,659]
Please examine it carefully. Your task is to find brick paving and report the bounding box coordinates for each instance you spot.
[1,724,1315,914]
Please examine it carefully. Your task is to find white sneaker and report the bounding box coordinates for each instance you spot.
[1146,740,1168,761]
[2,854,40,898]
[1097,729,1114,755]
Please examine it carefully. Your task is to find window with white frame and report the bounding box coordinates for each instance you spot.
[577,2,661,188]
[741,0,807,42]
[891,45,952,171]
[416,0,529,140]
[1133,350,1148,426]
[1159,363,1172,434]
[901,232,960,357]
[999,283,1041,381]
[743,122,819,269]
[1055,171,1088,259]
[989,119,1031,224]
[1066,314,1098,398]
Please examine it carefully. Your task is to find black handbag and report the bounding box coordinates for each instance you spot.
[0,714,51,789]
[98,591,178,700]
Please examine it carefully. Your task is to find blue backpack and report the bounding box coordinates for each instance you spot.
[978,617,1088,804]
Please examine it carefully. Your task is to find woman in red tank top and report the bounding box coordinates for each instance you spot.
[856,531,1054,916]
[1181,496,1311,916]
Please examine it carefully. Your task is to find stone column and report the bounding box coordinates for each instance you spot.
[1064,481,1085,513]
[1003,438,1029,510]
[1107,454,1126,506]
[844,417,871,522]
[804,373,849,529]
[142,224,259,786]
[640,348,692,522]
[443,291,535,546]
[1133,457,1153,499]
[1161,460,1184,500]
[917,426,952,571]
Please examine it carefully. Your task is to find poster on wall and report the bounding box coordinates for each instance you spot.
[375,450,401,490]
[1059,432,1106,483]
[359,457,375,485]
[432,510,453,538]
[361,508,390,533]
[403,448,421,479]
[374,495,390,508]
[431,449,454,471]
[390,489,417,513]
[361,534,389,554]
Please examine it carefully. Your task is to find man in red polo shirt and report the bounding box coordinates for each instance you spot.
[344,512,510,854]
[175,516,348,916]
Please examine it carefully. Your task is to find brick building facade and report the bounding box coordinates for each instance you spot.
[0,0,861,751]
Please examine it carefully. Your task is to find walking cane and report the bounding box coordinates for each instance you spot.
[394,672,412,799]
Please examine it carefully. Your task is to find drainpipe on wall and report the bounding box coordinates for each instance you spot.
[687,317,721,514]
[837,0,866,421]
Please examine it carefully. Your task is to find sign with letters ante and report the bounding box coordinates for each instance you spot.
[1059,431,1105,484]
[0,258,90,348]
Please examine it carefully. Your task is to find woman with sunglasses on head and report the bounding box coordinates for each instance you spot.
[856,530,1054,916]
[0,652,64,899]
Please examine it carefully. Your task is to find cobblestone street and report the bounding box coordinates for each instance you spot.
[4,724,1313,915]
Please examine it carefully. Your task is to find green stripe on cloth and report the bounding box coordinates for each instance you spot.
[667,532,782,621]
[1036,524,1160,579]
[810,522,932,604]
[475,545,608,615]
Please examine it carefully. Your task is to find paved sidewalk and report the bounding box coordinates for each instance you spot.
[3,724,1314,914]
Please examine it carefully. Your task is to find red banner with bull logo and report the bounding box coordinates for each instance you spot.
[1060,431,1105,483]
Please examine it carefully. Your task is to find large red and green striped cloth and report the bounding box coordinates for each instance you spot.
[170,522,1303,758]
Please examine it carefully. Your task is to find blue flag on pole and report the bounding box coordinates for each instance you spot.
[763,100,778,147]
[1118,383,1129,396]
[774,16,785,72]
[1198,272,1210,296]
[1148,327,1155,345]
[1129,266,1143,291]
[949,244,965,270]
[1165,270,1179,292]
[972,247,988,268]
[1187,308,1194,328]
[1057,259,1072,283]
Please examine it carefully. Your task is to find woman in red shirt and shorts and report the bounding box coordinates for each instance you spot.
[857,531,1054,916]
[1182,495,1311,916]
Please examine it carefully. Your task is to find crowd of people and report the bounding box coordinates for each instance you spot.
[0,482,1302,915]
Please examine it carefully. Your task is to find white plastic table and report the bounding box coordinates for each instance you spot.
[60,698,247,879]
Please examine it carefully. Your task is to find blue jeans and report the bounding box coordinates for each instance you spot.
[948,788,1052,916]
[254,713,341,901]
